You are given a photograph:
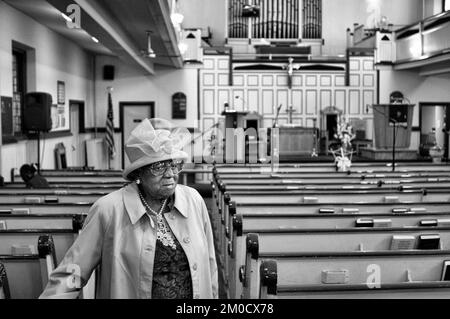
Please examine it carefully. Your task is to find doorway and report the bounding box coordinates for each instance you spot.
[120,102,155,169]
[69,100,85,167]
[419,102,450,160]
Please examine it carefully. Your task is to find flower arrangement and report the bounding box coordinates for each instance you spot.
[330,117,356,171]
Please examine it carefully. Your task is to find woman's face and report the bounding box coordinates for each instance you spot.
[139,159,182,199]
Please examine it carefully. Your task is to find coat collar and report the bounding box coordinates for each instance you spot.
[123,183,188,225]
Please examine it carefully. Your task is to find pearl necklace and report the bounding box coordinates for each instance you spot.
[138,191,176,250]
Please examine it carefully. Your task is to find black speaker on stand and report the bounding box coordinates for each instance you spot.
[23,92,53,174]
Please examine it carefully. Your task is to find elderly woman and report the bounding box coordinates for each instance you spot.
[40,118,218,299]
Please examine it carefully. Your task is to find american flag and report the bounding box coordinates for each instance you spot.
[105,92,116,158]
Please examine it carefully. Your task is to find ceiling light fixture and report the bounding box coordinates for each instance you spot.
[91,36,99,43]
[141,31,156,58]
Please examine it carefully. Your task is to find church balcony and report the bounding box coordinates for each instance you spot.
[348,10,450,76]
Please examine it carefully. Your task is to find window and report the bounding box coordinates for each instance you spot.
[445,0,450,11]
[228,0,322,39]
[12,48,26,137]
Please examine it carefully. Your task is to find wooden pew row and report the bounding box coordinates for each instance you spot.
[257,254,450,299]
[0,193,103,204]
[213,162,450,173]
[227,216,450,299]
[0,235,58,299]
[12,168,208,185]
[0,184,121,193]
[214,191,450,251]
[5,181,125,189]
[0,203,91,215]
[242,231,450,299]
[0,214,85,230]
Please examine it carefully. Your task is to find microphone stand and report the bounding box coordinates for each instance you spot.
[271,104,283,173]
[391,120,397,172]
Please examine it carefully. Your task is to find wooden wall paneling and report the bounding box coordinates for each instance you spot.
[335,75,346,87]
[292,75,302,86]
[276,75,288,86]
[233,89,245,111]
[349,90,360,115]
[320,75,332,87]
[320,90,332,111]
[218,73,229,86]
[233,74,245,86]
[334,89,346,113]
[218,59,229,70]
[363,59,374,71]
[292,89,303,115]
[262,90,274,115]
[247,89,259,112]
[363,74,374,87]
[247,75,259,86]
[203,73,215,86]
[306,90,318,115]
[305,75,317,86]
[203,90,215,115]
[349,59,360,71]
[262,75,274,86]
[203,58,215,69]
[350,74,360,87]
[218,89,230,113]
[277,90,289,115]
[363,90,375,115]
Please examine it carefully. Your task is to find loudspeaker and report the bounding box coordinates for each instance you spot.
[23,92,52,132]
[389,105,408,124]
[103,65,115,80]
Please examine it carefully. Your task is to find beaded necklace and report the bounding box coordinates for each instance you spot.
[138,191,177,250]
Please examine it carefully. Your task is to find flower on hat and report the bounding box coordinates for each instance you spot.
[123,118,191,180]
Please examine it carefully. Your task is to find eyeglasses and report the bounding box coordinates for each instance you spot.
[145,160,184,176]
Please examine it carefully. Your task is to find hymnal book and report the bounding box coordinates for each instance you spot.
[11,208,30,214]
[319,208,335,214]
[11,244,36,255]
[420,219,438,227]
[321,270,349,284]
[0,220,6,230]
[392,208,408,213]
[442,261,450,281]
[417,234,440,250]
[373,219,392,228]
[390,235,415,250]
[44,196,59,203]
[355,218,374,227]
[24,197,41,204]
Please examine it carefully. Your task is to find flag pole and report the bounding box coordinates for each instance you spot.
[107,86,113,170]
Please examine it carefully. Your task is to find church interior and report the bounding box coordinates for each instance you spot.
[1,0,450,299]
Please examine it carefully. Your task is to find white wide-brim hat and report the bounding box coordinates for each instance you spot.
[123,118,191,180]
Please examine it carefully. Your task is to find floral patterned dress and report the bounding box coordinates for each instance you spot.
[151,206,193,299]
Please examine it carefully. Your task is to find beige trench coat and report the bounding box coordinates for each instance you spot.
[39,183,218,299]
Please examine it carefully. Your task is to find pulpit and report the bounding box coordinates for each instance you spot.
[360,104,417,160]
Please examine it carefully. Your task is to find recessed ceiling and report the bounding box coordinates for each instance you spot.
[3,0,113,56]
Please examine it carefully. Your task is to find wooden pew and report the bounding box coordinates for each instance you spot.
[0,213,85,230]
[243,232,450,299]
[258,256,450,299]
[0,184,121,193]
[0,235,57,299]
[0,193,104,204]
[0,203,91,215]
[213,162,450,173]
[226,211,450,298]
